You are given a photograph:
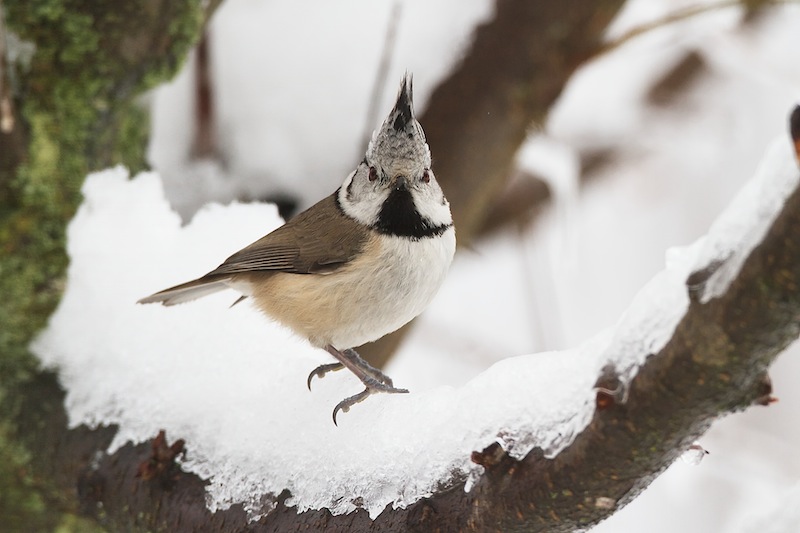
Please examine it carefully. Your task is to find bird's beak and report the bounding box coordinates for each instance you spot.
[393,176,409,191]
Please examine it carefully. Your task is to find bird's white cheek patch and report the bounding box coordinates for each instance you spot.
[337,179,386,227]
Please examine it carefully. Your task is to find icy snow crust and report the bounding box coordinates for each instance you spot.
[32,138,798,519]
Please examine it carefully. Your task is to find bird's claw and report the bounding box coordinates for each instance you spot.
[307,362,345,390]
[306,360,395,390]
[332,379,409,426]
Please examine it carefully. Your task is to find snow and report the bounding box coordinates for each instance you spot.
[739,482,800,533]
[25,0,800,528]
[692,137,800,302]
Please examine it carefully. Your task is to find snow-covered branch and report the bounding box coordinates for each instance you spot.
[16,109,800,532]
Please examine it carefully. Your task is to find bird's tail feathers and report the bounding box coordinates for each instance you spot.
[137,276,231,306]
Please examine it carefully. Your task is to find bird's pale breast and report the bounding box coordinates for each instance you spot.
[244,228,455,349]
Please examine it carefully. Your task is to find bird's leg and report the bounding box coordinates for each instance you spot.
[319,344,408,425]
[342,348,395,387]
[306,348,394,389]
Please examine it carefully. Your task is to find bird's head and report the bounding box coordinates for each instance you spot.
[338,74,452,239]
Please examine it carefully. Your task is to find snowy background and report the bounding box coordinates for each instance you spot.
[33,0,800,530]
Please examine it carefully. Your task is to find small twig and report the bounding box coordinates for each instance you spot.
[136,430,186,489]
[597,0,795,57]
[190,30,216,160]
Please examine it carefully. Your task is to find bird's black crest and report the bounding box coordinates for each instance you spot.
[374,187,451,239]
[392,76,414,132]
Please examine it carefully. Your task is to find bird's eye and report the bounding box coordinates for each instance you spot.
[368,166,378,182]
[422,169,431,184]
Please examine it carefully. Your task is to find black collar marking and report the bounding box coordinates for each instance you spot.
[374,187,451,239]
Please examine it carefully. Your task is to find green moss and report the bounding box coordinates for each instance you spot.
[0,421,107,532]
[0,419,52,532]
[54,515,108,533]
[2,386,109,533]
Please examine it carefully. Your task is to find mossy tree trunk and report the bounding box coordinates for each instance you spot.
[0,1,221,529]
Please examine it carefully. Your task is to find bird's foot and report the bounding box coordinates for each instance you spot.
[307,362,344,390]
[313,345,408,424]
[307,348,395,389]
[332,377,408,425]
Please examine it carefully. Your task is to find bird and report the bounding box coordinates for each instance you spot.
[139,74,456,424]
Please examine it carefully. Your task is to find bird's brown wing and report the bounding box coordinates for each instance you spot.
[208,192,367,276]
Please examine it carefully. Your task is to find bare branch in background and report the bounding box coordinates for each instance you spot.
[647,49,708,106]
[189,30,218,161]
[422,0,626,239]
[477,147,618,238]
[478,0,793,242]
[477,170,552,236]
[597,0,793,58]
